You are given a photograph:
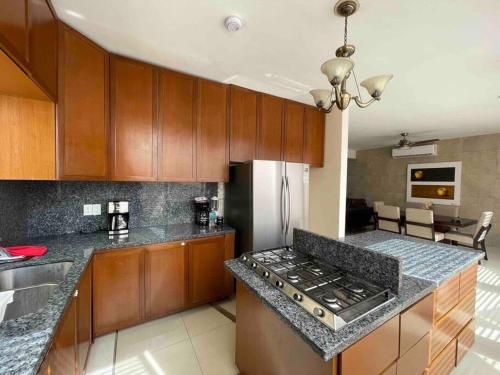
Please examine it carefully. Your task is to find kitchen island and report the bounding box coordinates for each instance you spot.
[225,229,483,375]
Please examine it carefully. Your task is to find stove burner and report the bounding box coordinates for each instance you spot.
[347,283,364,294]
[282,253,295,260]
[287,272,300,280]
[309,266,322,273]
[322,293,337,304]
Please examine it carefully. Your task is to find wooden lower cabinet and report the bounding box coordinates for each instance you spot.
[397,333,430,375]
[456,319,475,366]
[427,339,457,375]
[433,274,460,322]
[340,315,400,375]
[145,241,188,319]
[400,293,434,356]
[189,235,230,305]
[77,264,92,373]
[50,297,78,374]
[93,248,144,336]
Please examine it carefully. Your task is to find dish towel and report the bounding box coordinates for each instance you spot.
[5,246,47,257]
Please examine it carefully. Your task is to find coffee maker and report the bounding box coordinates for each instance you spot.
[194,197,209,226]
[108,201,129,236]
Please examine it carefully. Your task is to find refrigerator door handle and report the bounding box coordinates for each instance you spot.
[285,176,291,235]
[280,176,285,233]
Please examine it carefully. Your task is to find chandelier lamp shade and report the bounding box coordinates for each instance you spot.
[310,0,393,112]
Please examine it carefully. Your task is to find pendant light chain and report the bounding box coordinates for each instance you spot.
[344,15,348,46]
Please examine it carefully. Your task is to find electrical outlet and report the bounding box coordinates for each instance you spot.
[83,204,93,216]
[92,204,101,215]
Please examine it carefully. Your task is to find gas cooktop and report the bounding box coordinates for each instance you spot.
[240,247,395,331]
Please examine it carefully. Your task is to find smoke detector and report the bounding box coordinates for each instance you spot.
[225,16,242,32]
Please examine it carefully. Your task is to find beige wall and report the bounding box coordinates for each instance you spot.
[347,133,500,246]
[310,107,349,239]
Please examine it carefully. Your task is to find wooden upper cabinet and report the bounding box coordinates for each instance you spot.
[304,106,325,167]
[196,79,228,182]
[145,242,188,319]
[189,235,228,305]
[257,93,284,161]
[110,55,157,181]
[0,0,28,64]
[28,0,57,100]
[58,24,109,180]
[93,247,144,336]
[158,69,197,181]
[284,101,305,162]
[229,85,257,162]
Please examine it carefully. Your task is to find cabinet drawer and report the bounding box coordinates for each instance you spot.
[397,333,430,375]
[430,290,475,360]
[427,338,456,375]
[340,315,399,375]
[459,264,477,301]
[400,293,433,356]
[434,274,460,323]
[456,319,475,366]
[380,362,397,375]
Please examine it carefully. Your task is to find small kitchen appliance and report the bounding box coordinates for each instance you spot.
[107,201,129,236]
[194,197,210,226]
[240,247,394,331]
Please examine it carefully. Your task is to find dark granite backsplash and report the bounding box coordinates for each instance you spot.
[293,229,402,294]
[0,181,217,242]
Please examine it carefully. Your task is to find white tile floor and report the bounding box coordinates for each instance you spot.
[85,301,237,375]
[85,250,500,375]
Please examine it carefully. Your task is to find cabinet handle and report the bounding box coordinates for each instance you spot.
[73,289,79,298]
[181,242,186,246]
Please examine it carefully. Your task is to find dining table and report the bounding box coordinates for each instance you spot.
[400,211,478,231]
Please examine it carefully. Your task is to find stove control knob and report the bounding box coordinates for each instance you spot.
[275,280,284,288]
[313,307,325,318]
[293,293,303,302]
[251,262,257,269]
[241,255,247,262]
[262,271,270,278]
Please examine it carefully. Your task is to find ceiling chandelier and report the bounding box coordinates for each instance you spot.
[310,0,393,112]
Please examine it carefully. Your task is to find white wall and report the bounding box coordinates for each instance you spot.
[309,107,349,239]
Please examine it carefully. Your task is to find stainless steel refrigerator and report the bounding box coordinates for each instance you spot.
[225,160,309,256]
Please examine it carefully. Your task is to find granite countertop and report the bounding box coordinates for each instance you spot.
[225,229,483,361]
[341,230,484,285]
[226,259,434,361]
[0,224,234,375]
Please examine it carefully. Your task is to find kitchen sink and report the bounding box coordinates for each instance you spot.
[0,262,73,323]
[0,261,73,292]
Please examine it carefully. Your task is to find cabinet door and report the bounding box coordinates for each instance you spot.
[196,79,228,182]
[0,0,28,64]
[51,297,77,375]
[189,235,228,305]
[145,242,188,319]
[58,24,109,180]
[158,69,197,181]
[257,93,284,161]
[284,101,305,162]
[28,0,57,99]
[229,85,257,162]
[110,55,157,181]
[303,107,325,167]
[77,264,92,374]
[93,248,144,336]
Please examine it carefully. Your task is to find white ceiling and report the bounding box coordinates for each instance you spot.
[52,0,500,150]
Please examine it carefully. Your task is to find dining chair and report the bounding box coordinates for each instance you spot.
[444,211,494,260]
[376,205,401,234]
[405,208,445,242]
[372,201,385,229]
[433,204,459,218]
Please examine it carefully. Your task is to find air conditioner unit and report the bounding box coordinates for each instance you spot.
[392,144,438,158]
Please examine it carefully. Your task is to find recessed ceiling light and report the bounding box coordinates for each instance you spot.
[225,16,242,32]
[65,9,85,20]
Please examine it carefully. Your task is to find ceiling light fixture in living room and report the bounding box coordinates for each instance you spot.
[310,0,393,112]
